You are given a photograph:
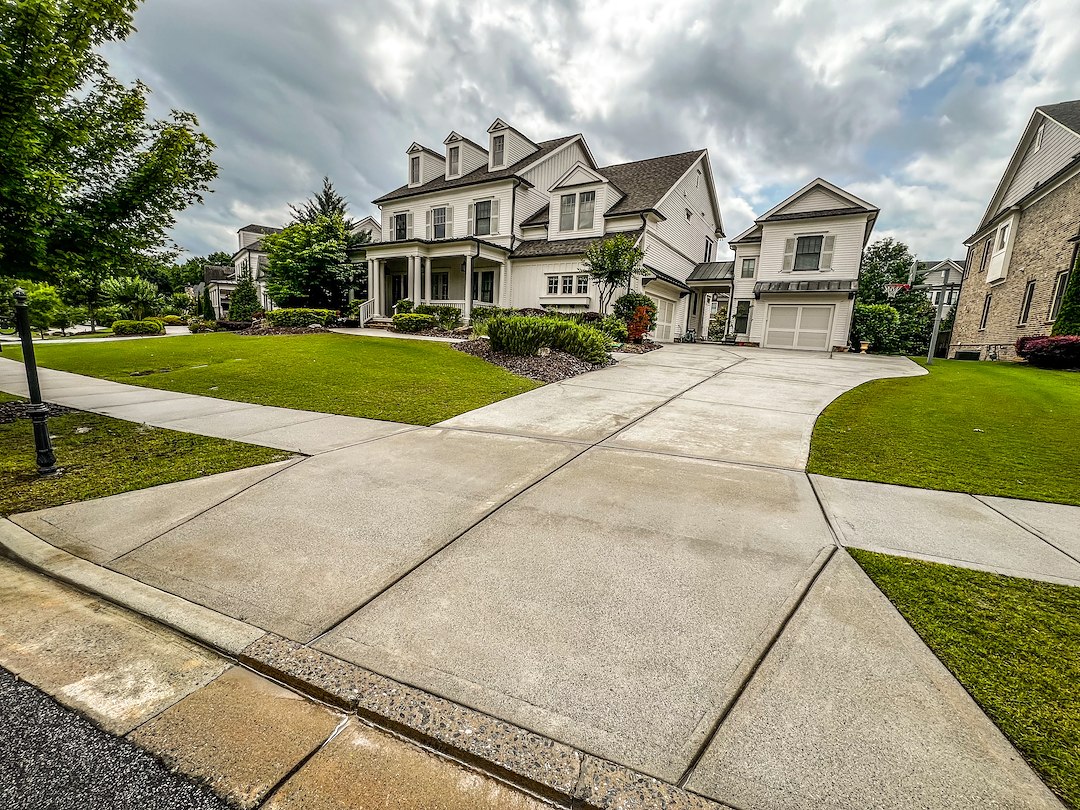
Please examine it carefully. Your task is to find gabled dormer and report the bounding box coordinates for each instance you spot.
[486,118,538,171]
[547,162,608,239]
[442,131,488,180]
[406,142,444,188]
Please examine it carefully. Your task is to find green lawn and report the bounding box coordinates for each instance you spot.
[0,394,291,515]
[851,549,1079,808]
[5,333,540,426]
[809,359,1080,505]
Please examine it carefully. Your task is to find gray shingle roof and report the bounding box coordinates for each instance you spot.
[762,206,871,222]
[237,224,281,235]
[521,206,549,227]
[687,261,735,282]
[754,279,858,296]
[373,136,577,204]
[203,265,233,283]
[598,150,704,216]
[643,266,691,292]
[510,229,643,259]
[1038,99,1080,135]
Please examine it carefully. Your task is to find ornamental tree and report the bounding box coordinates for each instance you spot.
[583,234,645,314]
[102,275,159,320]
[1051,252,1080,336]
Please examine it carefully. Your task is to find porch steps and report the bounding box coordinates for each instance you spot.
[363,317,394,330]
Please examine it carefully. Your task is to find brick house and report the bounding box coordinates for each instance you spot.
[951,100,1080,359]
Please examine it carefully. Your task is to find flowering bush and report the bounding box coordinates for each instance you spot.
[1015,335,1080,369]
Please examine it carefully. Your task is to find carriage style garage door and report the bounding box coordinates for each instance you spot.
[763,304,834,350]
[648,296,676,341]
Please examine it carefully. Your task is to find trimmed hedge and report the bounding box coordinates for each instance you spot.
[487,315,609,364]
[414,304,462,330]
[265,308,337,327]
[111,319,165,336]
[1016,335,1080,369]
[392,313,436,333]
[162,315,184,325]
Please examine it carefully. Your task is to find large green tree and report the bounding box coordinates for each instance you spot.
[263,215,353,309]
[0,0,217,317]
[857,237,919,305]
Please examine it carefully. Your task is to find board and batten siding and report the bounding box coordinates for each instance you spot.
[652,155,717,275]
[520,140,590,198]
[547,180,612,241]
[757,214,866,280]
[997,118,1080,216]
[509,257,587,309]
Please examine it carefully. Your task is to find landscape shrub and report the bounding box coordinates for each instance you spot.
[612,292,657,330]
[392,313,436,333]
[627,306,652,343]
[265,308,337,328]
[216,320,251,332]
[1015,335,1080,369]
[598,314,629,343]
[466,305,513,325]
[94,306,124,328]
[548,320,610,364]
[111,319,165,336]
[394,298,414,313]
[187,318,221,333]
[580,311,603,323]
[852,303,900,353]
[487,315,609,364]
[414,304,462,330]
[162,315,184,325]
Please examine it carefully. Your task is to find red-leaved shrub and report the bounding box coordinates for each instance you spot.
[627,306,651,343]
[1015,335,1080,369]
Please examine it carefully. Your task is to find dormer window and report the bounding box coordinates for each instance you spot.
[448,146,459,177]
[492,134,505,167]
[578,191,595,229]
[410,156,420,185]
[559,194,576,231]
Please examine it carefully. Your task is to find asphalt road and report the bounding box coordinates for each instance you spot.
[0,667,227,810]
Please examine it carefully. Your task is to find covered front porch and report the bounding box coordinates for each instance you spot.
[364,239,511,322]
[685,261,735,342]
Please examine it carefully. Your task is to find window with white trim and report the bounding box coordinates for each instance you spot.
[1050,270,1070,321]
[547,276,559,295]
[577,191,595,229]
[561,275,574,294]
[576,274,589,294]
[559,194,576,231]
[997,223,1009,251]
[704,238,713,262]
[431,272,449,300]
[432,207,447,239]
[794,236,824,270]
[1033,123,1045,153]
[492,134,505,167]
[448,146,459,176]
[410,156,420,184]
[741,258,756,278]
[1018,280,1036,326]
[979,293,992,330]
[474,200,492,236]
[393,213,408,241]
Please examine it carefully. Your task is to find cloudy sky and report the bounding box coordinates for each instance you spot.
[103,0,1080,262]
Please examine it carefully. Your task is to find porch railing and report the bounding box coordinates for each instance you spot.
[357,298,376,325]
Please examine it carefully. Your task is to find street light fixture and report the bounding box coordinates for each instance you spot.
[12,288,58,475]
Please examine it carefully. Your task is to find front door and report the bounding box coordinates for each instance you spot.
[390,273,409,309]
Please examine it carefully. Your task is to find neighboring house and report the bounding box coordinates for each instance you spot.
[916,259,965,308]
[951,99,1080,360]
[199,217,381,317]
[363,118,724,341]
[688,179,879,351]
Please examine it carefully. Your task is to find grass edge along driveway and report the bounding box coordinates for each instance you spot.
[851,549,1080,809]
[0,394,292,516]
[5,332,540,426]
[808,358,1080,506]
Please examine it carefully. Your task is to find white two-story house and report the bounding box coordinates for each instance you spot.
[363,118,724,340]
[699,179,879,351]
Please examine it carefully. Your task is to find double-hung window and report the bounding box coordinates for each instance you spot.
[794,236,824,270]
[979,293,993,330]
[560,194,576,231]
[432,207,447,239]
[704,238,713,262]
[1018,280,1036,326]
[1050,270,1070,321]
[410,156,420,184]
[492,134,505,167]
[741,258,756,278]
[448,146,459,177]
[474,200,492,236]
[393,213,408,241]
[577,191,595,229]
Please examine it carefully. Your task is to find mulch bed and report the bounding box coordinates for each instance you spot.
[234,326,329,336]
[453,339,612,383]
[0,401,75,425]
[617,340,662,354]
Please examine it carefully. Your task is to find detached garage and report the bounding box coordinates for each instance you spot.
[750,280,858,352]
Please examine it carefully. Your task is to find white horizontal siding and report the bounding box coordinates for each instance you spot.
[418,151,443,185]
[757,215,868,280]
[780,187,850,214]
[643,231,696,282]
[998,118,1080,214]
[458,141,488,175]
[380,180,517,247]
[653,154,715,269]
[496,129,537,168]
[749,295,853,349]
[731,244,760,299]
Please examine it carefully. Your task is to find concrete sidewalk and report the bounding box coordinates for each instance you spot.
[0,344,1074,808]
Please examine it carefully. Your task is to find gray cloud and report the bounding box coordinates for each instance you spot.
[101,0,1080,260]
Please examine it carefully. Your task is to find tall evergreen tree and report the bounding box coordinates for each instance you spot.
[1051,252,1080,336]
[228,267,260,321]
[201,287,216,320]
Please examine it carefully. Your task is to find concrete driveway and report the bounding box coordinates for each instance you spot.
[3,345,1071,808]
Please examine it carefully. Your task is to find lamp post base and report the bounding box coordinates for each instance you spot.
[28,404,58,475]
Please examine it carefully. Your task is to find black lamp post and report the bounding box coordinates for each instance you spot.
[13,288,58,475]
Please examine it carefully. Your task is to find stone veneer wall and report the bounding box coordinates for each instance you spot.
[951,171,1080,360]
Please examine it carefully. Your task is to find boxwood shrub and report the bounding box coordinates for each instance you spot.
[112,319,165,336]
[265,308,337,327]
[1015,335,1080,369]
[392,313,436,333]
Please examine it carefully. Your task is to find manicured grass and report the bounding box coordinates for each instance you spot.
[0,394,292,515]
[5,333,540,426]
[851,549,1080,808]
[808,359,1080,505]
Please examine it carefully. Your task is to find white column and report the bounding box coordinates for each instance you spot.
[499,261,509,307]
[424,258,432,306]
[371,259,382,316]
[463,254,473,321]
[412,256,422,304]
